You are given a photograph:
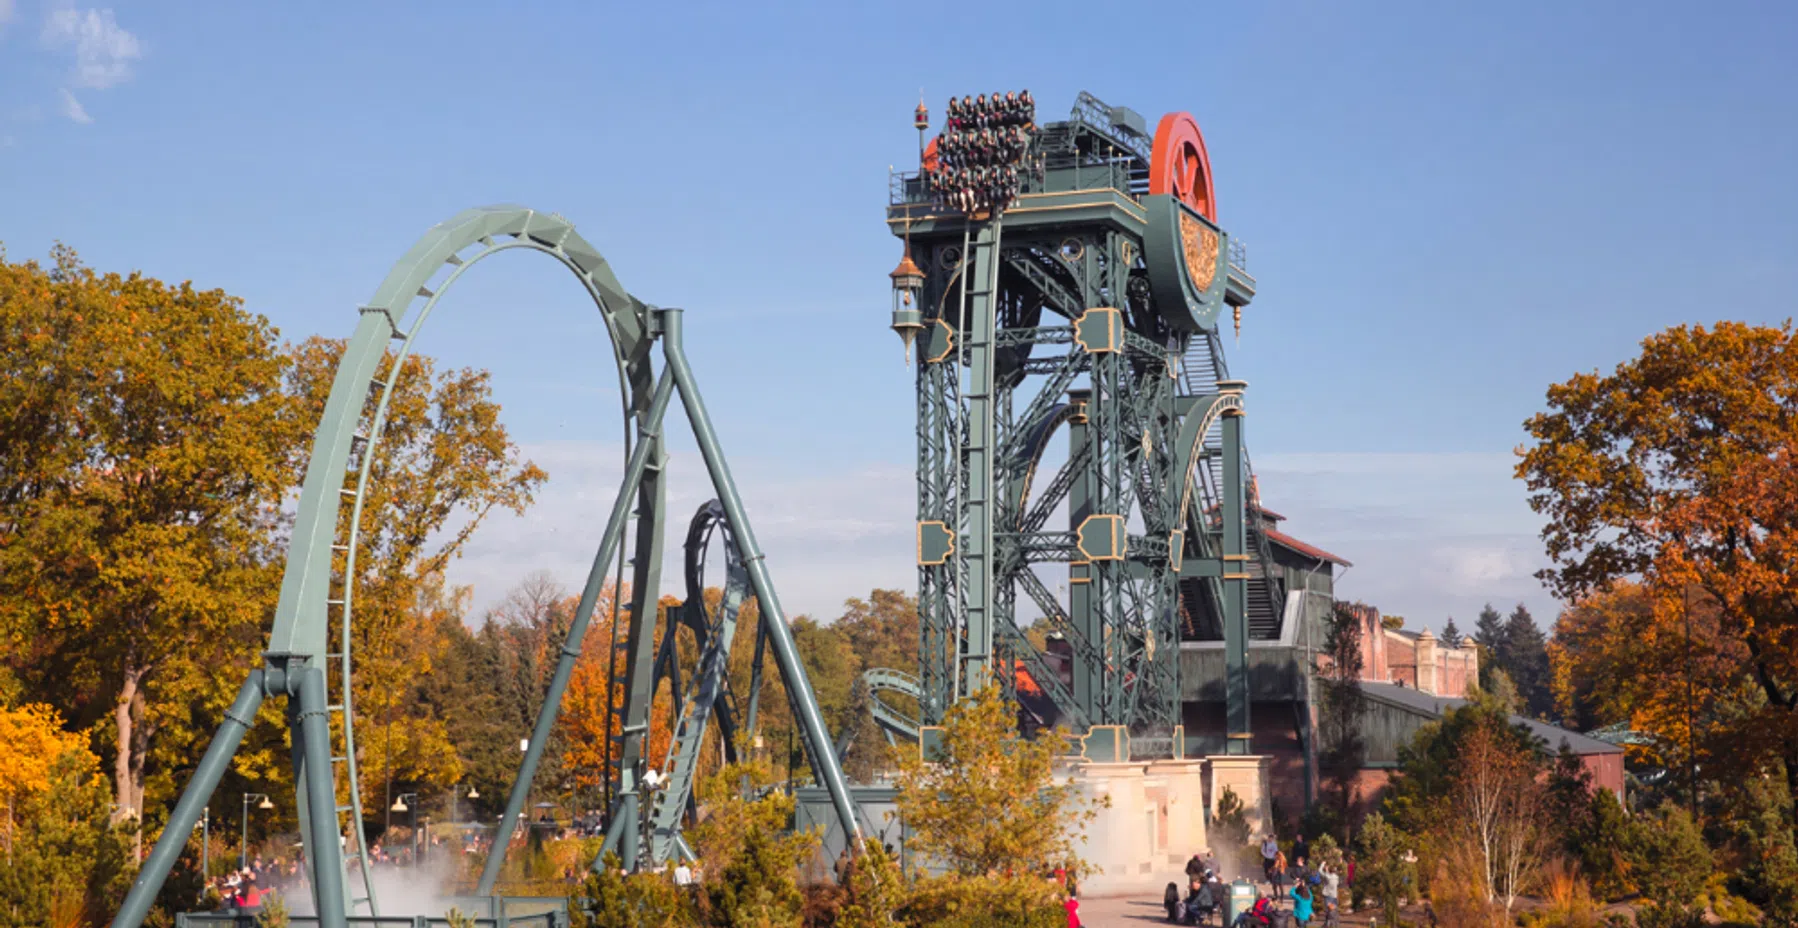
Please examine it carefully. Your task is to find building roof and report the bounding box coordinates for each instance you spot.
[1360,681,1622,756]
[1264,527,1352,567]
[1204,503,1287,522]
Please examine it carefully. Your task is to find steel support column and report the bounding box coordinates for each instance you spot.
[291,663,348,928]
[485,369,676,890]
[1220,380,1251,754]
[659,308,865,853]
[1065,388,1096,722]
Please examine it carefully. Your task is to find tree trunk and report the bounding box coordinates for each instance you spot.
[113,661,143,826]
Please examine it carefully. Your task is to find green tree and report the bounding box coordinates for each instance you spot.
[0,748,131,928]
[1627,805,1712,928]
[893,683,1101,878]
[1213,786,1251,851]
[1383,690,1541,837]
[686,757,817,913]
[1316,601,1368,845]
[1473,604,1505,652]
[1575,787,1633,901]
[1720,777,1798,926]
[1355,813,1412,926]
[1500,604,1553,719]
[1441,616,1466,650]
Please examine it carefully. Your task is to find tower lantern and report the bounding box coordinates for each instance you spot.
[889,245,925,362]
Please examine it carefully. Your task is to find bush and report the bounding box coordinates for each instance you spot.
[1626,805,1710,915]
[567,853,692,928]
[897,873,1063,928]
[1522,859,1601,928]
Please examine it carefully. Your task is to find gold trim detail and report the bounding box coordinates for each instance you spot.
[925,320,956,364]
[1180,212,1220,293]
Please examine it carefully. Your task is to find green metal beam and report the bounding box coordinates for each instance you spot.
[1220,381,1251,754]
[659,308,865,854]
[483,368,674,892]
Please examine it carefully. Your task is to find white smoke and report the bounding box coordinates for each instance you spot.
[283,853,466,919]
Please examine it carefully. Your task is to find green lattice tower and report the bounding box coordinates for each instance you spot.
[889,92,1262,759]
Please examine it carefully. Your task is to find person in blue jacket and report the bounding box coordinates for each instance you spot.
[1291,875,1316,926]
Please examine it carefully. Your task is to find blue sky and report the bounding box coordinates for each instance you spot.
[4,1,1795,631]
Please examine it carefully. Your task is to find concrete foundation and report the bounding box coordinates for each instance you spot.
[1206,754,1273,838]
[1063,758,1209,896]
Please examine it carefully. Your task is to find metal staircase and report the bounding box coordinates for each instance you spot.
[1175,330,1288,642]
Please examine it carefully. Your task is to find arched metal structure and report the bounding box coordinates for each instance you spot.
[112,206,862,928]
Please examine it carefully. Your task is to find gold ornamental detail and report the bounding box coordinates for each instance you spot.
[1180,212,1219,294]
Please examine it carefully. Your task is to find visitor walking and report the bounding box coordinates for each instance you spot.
[1292,834,1310,869]
[1064,886,1081,927]
[1270,848,1288,896]
[1260,834,1279,885]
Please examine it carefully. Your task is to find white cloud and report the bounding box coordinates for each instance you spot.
[41,4,141,90]
[1253,451,1559,627]
[59,88,90,124]
[435,444,1560,634]
[444,440,914,623]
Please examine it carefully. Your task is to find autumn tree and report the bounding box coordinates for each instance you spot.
[0,704,130,927]
[1443,718,1552,917]
[893,682,1100,878]
[286,336,547,814]
[0,246,297,838]
[1518,321,1798,835]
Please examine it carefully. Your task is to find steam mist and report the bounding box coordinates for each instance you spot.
[283,854,467,919]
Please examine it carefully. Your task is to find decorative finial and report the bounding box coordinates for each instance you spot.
[1233,305,1242,344]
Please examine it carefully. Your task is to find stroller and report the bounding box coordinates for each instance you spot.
[1165,876,1220,925]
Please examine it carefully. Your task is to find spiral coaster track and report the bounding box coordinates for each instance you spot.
[111,206,863,928]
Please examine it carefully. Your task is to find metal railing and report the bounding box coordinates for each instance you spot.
[176,897,568,928]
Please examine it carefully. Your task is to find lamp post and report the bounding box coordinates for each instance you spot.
[391,793,418,866]
[240,793,273,869]
[192,807,211,883]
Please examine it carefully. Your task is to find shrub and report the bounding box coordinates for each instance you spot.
[897,873,1063,928]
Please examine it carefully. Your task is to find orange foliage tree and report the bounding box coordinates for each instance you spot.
[1518,321,1798,837]
[555,590,679,803]
[0,702,92,859]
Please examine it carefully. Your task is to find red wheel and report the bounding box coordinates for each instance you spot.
[1148,112,1216,221]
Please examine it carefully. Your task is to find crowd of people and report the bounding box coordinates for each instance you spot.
[1164,835,1348,928]
[924,91,1043,214]
[204,857,305,917]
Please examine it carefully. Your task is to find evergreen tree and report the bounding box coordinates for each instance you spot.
[1473,604,1505,651]
[1473,604,1506,691]
[1441,616,1465,649]
[1317,602,1367,844]
[1501,604,1553,718]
